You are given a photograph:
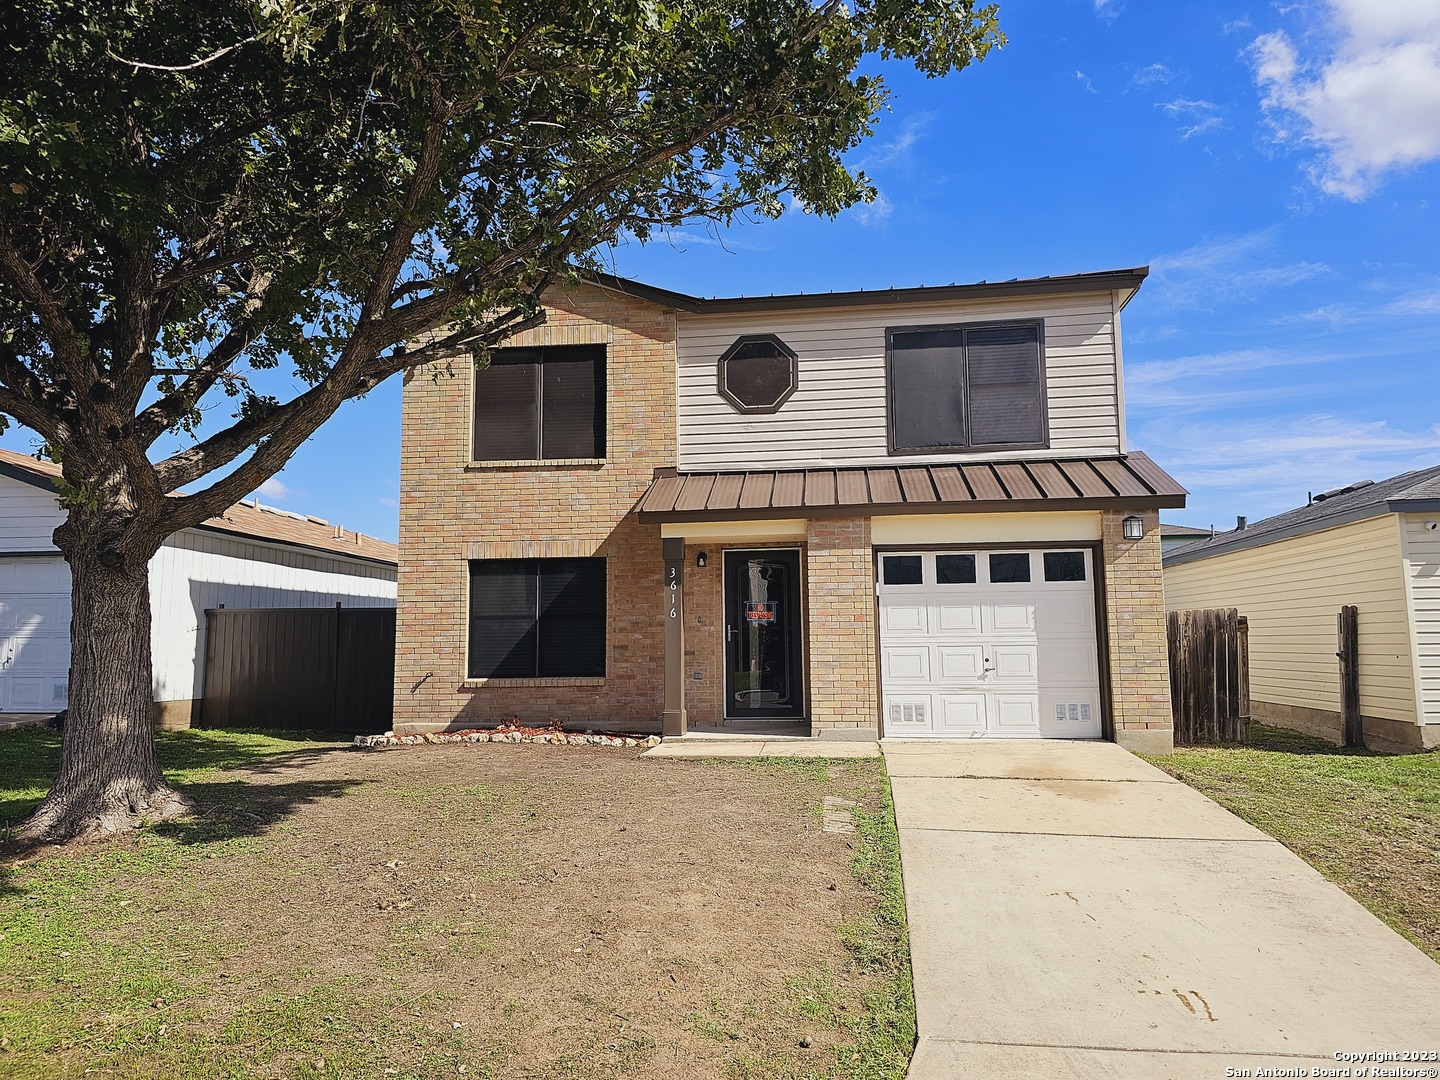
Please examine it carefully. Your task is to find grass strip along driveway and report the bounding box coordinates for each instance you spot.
[1,728,912,1079]
[1151,724,1440,962]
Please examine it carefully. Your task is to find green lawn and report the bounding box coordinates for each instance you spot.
[1150,725,1440,961]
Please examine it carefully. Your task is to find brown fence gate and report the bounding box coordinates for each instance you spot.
[200,606,395,734]
[1167,608,1251,744]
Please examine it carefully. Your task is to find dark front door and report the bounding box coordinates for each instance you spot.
[724,549,804,720]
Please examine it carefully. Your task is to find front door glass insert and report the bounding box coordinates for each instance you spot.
[724,550,804,719]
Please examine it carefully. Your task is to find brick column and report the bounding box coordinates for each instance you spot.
[805,517,878,739]
[1101,509,1174,754]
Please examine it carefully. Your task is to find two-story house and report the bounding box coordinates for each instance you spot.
[393,267,1186,752]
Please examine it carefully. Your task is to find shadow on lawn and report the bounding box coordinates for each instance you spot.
[1245,724,1382,758]
[0,726,362,868]
[152,774,366,846]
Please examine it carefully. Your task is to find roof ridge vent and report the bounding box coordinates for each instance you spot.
[1313,479,1375,503]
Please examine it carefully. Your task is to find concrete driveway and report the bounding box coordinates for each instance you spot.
[885,740,1440,1079]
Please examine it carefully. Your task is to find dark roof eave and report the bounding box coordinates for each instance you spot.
[638,494,1185,524]
[584,267,1150,314]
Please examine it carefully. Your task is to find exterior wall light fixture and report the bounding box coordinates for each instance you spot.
[696,551,708,568]
[1122,515,1144,541]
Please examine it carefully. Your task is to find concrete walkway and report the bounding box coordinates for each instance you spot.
[886,739,1440,1079]
[641,734,879,758]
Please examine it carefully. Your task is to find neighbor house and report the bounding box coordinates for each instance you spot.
[1163,468,1440,753]
[0,448,398,726]
[1160,522,1211,555]
[394,267,1186,750]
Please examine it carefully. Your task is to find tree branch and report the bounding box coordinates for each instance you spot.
[107,36,256,73]
[0,220,94,386]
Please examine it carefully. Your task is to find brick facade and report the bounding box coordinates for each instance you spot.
[392,282,675,734]
[1100,508,1174,753]
[805,517,879,738]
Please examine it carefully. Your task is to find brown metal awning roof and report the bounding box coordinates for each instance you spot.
[636,452,1186,521]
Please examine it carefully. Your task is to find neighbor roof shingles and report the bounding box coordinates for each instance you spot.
[1164,463,1440,566]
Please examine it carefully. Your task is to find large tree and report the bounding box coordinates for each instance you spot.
[0,0,1001,842]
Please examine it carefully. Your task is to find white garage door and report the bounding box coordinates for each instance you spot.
[0,557,71,713]
[878,548,1102,739]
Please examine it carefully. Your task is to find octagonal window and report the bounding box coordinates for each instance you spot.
[717,335,799,414]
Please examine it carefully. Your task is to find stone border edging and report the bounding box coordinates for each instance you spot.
[354,729,662,749]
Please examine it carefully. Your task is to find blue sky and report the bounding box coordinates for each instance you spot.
[6,0,1437,542]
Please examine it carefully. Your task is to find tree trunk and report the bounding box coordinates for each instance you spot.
[17,530,192,844]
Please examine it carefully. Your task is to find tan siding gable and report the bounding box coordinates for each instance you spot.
[1163,514,1415,724]
[1400,513,1440,723]
[676,292,1121,471]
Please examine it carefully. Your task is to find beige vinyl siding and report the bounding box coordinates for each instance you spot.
[1163,514,1416,723]
[1400,513,1440,723]
[675,291,1121,471]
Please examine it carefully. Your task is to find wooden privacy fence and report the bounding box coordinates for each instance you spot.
[1167,608,1250,744]
[200,606,395,734]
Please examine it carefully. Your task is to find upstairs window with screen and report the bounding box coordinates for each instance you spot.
[473,345,605,461]
[887,321,1046,452]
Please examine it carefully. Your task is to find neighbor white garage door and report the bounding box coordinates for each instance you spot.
[0,557,71,713]
[878,548,1102,738]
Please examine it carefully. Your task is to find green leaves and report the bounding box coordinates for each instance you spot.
[0,0,1000,498]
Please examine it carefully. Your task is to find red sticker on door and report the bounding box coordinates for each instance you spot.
[744,602,777,622]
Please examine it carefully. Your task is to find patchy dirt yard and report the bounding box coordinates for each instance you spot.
[1,730,910,1079]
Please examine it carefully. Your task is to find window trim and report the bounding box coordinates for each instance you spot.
[464,557,607,680]
[715,333,800,415]
[470,344,607,463]
[883,319,1050,455]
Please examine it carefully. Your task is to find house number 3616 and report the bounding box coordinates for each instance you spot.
[668,566,678,618]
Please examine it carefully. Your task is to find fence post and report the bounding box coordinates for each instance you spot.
[1337,605,1362,748]
[1237,616,1250,741]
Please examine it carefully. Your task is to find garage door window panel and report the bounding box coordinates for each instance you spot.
[935,554,977,584]
[882,554,924,585]
[1043,551,1087,582]
[988,552,1032,583]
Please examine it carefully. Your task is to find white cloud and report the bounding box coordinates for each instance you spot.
[662,229,771,253]
[376,496,398,508]
[1250,2,1440,199]
[857,112,936,170]
[850,190,894,227]
[1133,63,1174,86]
[1075,71,1098,94]
[1148,231,1330,308]
[1137,415,1440,518]
[1157,97,1224,140]
[1386,286,1440,314]
[255,477,292,502]
[1093,0,1121,20]
[1222,15,1252,35]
